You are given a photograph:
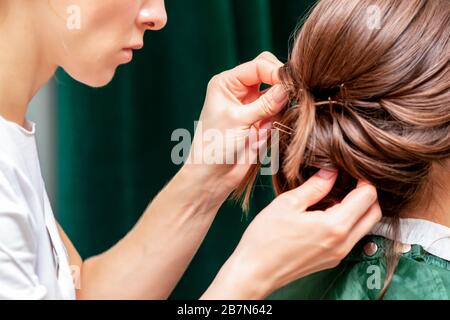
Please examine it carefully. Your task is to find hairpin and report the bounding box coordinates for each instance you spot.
[314,97,343,107]
[273,122,295,135]
[273,83,349,136]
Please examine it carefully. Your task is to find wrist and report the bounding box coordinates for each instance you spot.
[202,253,274,300]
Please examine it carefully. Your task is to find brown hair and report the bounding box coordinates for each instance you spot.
[236,0,450,297]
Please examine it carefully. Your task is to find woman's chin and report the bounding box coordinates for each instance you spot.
[72,69,117,88]
[63,57,127,88]
[86,76,115,88]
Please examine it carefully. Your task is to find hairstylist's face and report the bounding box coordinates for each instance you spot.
[48,0,167,87]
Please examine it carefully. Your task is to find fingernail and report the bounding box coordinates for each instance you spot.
[317,168,337,180]
[271,85,288,103]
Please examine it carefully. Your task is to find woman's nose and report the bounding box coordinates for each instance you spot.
[138,1,168,31]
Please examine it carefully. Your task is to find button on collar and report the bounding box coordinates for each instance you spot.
[399,243,412,254]
[363,241,379,257]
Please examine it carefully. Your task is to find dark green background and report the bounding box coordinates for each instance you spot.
[56,0,315,299]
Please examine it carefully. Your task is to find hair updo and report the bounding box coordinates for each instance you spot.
[275,0,450,217]
[236,0,450,295]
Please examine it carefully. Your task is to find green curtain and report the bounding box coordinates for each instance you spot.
[56,0,315,299]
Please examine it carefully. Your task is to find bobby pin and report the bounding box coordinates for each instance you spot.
[273,122,295,135]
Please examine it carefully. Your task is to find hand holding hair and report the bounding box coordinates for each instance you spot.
[202,169,381,299]
[185,52,289,200]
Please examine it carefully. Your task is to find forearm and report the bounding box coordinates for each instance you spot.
[77,167,229,299]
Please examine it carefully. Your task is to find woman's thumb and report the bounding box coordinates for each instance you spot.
[240,85,288,125]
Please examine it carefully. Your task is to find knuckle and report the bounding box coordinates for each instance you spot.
[255,58,268,71]
[363,185,378,203]
[257,51,275,61]
[207,74,223,89]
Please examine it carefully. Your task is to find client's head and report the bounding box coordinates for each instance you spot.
[271,0,450,219]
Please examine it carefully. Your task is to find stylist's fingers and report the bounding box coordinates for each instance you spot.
[327,181,378,228]
[239,84,289,125]
[224,52,283,87]
[345,201,382,250]
[256,51,284,66]
[282,169,338,211]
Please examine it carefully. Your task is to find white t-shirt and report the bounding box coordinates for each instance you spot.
[0,115,75,299]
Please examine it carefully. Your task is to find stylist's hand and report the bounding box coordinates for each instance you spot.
[183,52,288,197]
[202,169,382,299]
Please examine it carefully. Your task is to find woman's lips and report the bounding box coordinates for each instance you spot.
[120,43,143,64]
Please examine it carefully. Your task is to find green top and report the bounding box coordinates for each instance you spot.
[269,235,450,300]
